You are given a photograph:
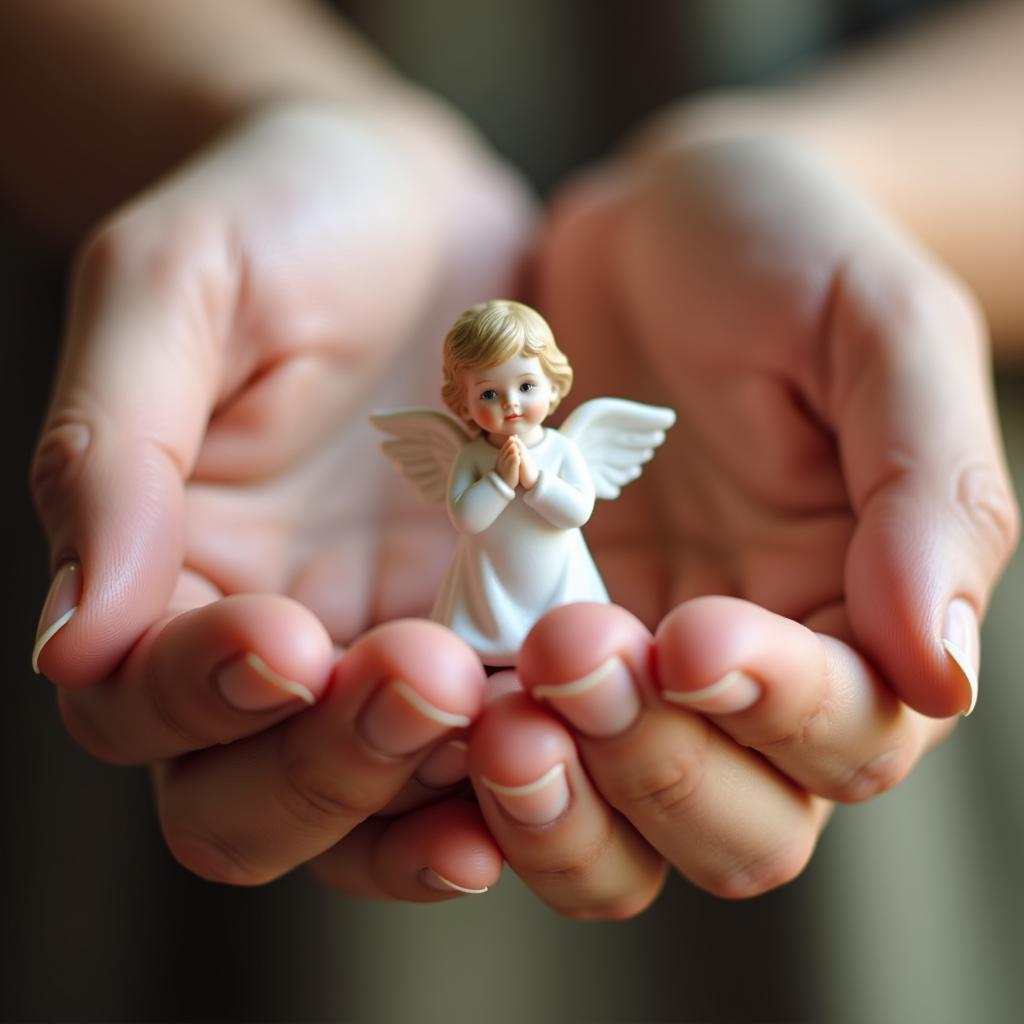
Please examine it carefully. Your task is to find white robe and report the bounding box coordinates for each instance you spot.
[431,429,609,665]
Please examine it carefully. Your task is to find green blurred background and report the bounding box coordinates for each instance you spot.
[3,1,1021,1021]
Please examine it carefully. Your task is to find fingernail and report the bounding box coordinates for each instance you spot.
[481,763,570,826]
[420,868,488,895]
[32,561,83,673]
[415,739,469,788]
[217,653,316,712]
[357,680,470,759]
[532,656,640,737]
[661,669,761,714]
[942,598,979,717]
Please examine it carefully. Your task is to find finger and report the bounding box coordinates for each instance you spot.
[31,212,238,685]
[309,799,502,901]
[57,593,335,765]
[831,259,1019,716]
[376,738,471,816]
[653,597,942,802]
[155,620,485,885]
[520,604,829,898]
[469,689,667,920]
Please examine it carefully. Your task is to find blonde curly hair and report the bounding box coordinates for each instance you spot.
[441,299,573,422]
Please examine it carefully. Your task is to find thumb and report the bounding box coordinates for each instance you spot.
[835,262,1018,718]
[31,217,230,686]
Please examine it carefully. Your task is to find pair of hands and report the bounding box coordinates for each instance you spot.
[495,435,540,491]
[31,102,1017,917]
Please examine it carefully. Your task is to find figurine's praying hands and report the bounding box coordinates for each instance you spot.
[504,436,539,489]
[372,300,675,665]
[496,436,522,490]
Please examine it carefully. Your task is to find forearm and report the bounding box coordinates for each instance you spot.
[632,0,1024,353]
[523,470,594,530]
[0,0,448,241]
[449,474,515,534]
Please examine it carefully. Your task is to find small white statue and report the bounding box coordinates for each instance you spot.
[372,299,675,666]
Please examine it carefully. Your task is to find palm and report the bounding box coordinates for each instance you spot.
[533,143,866,635]
[167,106,530,641]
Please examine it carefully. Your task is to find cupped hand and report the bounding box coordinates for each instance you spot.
[466,137,1018,917]
[31,99,533,897]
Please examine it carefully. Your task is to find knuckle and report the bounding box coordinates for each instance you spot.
[75,207,224,301]
[561,894,654,922]
[706,836,815,900]
[275,755,376,832]
[72,216,133,293]
[561,869,668,922]
[834,745,915,804]
[306,856,353,897]
[760,688,835,753]
[57,693,129,765]
[536,820,615,885]
[162,825,275,886]
[30,421,93,521]
[73,207,235,356]
[950,461,1020,566]
[148,680,211,753]
[612,735,710,823]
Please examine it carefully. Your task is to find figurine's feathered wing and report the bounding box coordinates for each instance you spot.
[369,409,472,505]
[559,398,676,499]
[371,398,675,503]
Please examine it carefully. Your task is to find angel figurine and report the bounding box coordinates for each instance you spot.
[372,299,675,666]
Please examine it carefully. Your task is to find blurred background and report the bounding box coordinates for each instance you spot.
[3,1,1022,1021]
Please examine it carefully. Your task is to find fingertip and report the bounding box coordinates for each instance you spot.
[366,800,502,900]
[31,561,83,677]
[204,597,336,712]
[519,602,652,690]
[942,597,980,717]
[469,693,576,828]
[655,596,752,669]
[416,799,504,894]
[340,619,487,722]
[517,604,652,740]
[653,597,824,717]
[470,691,574,781]
[655,595,797,677]
[847,531,981,718]
[32,442,186,687]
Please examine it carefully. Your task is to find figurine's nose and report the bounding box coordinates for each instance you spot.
[502,394,520,410]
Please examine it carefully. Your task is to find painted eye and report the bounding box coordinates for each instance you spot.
[519,382,535,393]
[480,389,497,401]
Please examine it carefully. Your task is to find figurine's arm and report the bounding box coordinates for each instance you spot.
[522,439,595,530]
[448,449,516,535]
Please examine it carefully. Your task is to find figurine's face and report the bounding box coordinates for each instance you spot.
[462,353,553,440]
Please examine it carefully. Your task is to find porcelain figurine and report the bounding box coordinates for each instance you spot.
[372,299,675,666]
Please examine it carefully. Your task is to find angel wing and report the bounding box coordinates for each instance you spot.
[369,409,472,505]
[559,398,676,500]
